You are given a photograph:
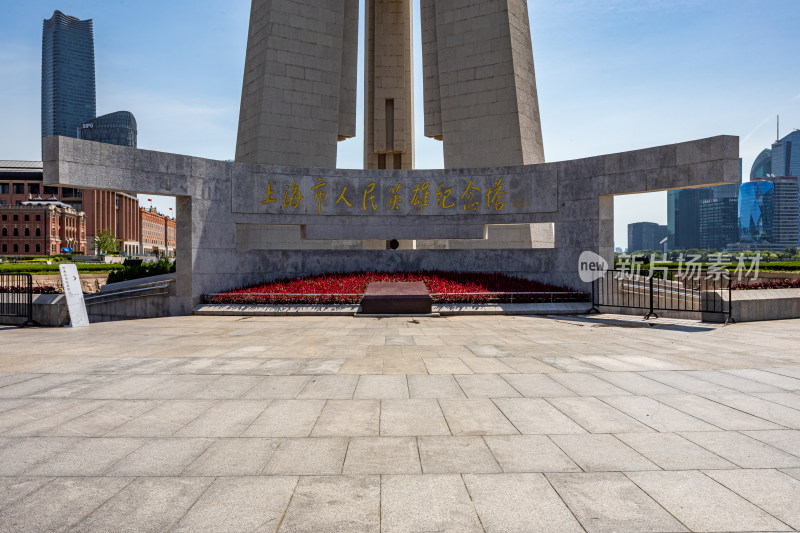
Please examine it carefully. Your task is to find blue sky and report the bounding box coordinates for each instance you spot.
[1,0,798,250]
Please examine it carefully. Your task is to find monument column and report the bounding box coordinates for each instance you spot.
[422,0,544,169]
[365,0,415,170]
[235,0,358,168]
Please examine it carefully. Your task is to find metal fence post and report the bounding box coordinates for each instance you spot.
[726,272,734,325]
[644,275,658,320]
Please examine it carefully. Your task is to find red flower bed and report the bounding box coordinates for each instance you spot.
[733,279,800,290]
[0,286,59,294]
[206,271,589,305]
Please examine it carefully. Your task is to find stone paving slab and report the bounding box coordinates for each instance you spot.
[546,472,689,533]
[0,314,799,531]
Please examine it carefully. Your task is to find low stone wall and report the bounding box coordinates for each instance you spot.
[717,288,800,323]
[739,271,800,283]
[0,293,68,327]
[10,273,109,293]
[1,275,176,326]
[85,276,176,323]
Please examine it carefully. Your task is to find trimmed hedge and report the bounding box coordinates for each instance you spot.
[106,259,175,283]
[0,263,124,274]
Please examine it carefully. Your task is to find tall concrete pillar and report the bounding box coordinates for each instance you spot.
[365,0,415,170]
[235,0,359,168]
[422,0,544,169]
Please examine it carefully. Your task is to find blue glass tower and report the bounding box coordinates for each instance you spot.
[41,11,96,139]
[739,181,774,243]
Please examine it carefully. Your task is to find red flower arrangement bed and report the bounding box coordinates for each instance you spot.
[732,279,800,290]
[206,271,589,305]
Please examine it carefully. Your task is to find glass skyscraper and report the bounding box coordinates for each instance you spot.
[750,149,772,179]
[41,10,96,139]
[771,130,800,178]
[699,197,739,250]
[78,111,138,148]
[739,180,774,244]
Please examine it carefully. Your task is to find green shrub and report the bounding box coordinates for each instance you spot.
[106,259,175,283]
[0,263,124,274]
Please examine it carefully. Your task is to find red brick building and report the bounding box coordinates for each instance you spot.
[0,160,139,254]
[0,200,86,255]
[140,207,176,257]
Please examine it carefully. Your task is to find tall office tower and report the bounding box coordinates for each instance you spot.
[78,111,138,147]
[627,222,667,253]
[751,149,772,179]
[699,197,740,250]
[41,10,96,140]
[771,130,800,178]
[668,161,742,250]
[765,176,800,248]
[365,0,415,170]
[739,180,774,244]
[668,188,712,250]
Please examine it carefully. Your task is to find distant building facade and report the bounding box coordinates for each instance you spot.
[0,161,139,255]
[736,177,799,251]
[78,111,137,147]
[766,176,799,249]
[668,188,711,250]
[668,161,742,251]
[744,129,800,249]
[627,222,667,253]
[771,130,800,179]
[139,207,176,256]
[699,197,740,250]
[0,199,86,255]
[739,180,774,245]
[42,11,96,139]
[750,148,772,179]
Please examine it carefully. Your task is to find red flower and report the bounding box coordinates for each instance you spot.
[206,271,588,305]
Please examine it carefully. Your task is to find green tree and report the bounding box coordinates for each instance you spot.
[94,228,119,255]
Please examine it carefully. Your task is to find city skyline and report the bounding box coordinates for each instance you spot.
[1,1,799,250]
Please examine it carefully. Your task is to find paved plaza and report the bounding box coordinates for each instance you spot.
[0,314,799,532]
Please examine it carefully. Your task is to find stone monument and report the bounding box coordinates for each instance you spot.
[42,1,741,315]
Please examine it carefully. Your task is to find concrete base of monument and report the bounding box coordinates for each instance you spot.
[192,301,592,317]
[360,282,433,315]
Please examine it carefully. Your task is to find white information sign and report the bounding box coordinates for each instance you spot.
[59,264,90,327]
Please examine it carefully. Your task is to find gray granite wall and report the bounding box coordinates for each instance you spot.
[43,135,739,315]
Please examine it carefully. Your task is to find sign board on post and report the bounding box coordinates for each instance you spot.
[59,264,90,327]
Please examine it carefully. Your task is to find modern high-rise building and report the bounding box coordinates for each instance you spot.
[627,222,667,253]
[736,177,799,250]
[750,149,772,179]
[668,161,742,250]
[766,176,800,248]
[771,130,800,179]
[78,111,137,147]
[699,197,739,250]
[739,180,774,244]
[41,10,96,139]
[668,188,711,249]
[745,129,800,248]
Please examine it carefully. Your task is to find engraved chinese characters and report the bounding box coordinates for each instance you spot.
[249,175,530,216]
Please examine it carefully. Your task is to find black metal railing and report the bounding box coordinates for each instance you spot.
[0,273,37,327]
[592,269,732,323]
